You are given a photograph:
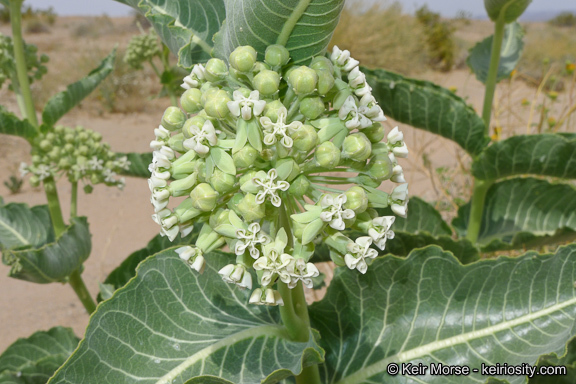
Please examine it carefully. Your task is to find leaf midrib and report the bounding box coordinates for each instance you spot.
[0,216,30,247]
[276,0,313,46]
[335,295,576,384]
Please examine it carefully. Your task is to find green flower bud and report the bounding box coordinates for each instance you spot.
[363,123,386,143]
[190,183,218,211]
[168,173,198,196]
[263,100,285,122]
[252,61,271,74]
[264,44,290,67]
[292,124,318,152]
[275,158,301,181]
[174,198,202,222]
[367,154,393,181]
[58,158,71,170]
[92,132,102,142]
[162,106,187,131]
[344,186,368,213]
[83,184,93,194]
[288,66,318,95]
[239,170,259,193]
[39,140,51,152]
[211,168,236,193]
[204,58,229,82]
[183,116,207,138]
[299,96,325,119]
[78,145,90,157]
[310,56,334,73]
[45,133,56,142]
[315,141,340,169]
[210,208,231,228]
[288,175,311,197]
[180,88,203,114]
[168,133,186,153]
[229,46,257,72]
[54,126,64,134]
[315,69,335,96]
[204,90,232,119]
[29,175,40,187]
[342,132,372,162]
[64,133,75,143]
[253,69,280,96]
[233,144,258,168]
[48,148,61,161]
[292,220,306,239]
[78,132,89,142]
[332,79,353,110]
[90,173,101,184]
[237,193,266,221]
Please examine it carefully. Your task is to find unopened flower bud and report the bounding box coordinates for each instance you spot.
[342,132,372,162]
[368,154,393,181]
[229,46,257,72]
[180,88,203,114]
[39,140,51,152]
[344,186,368,213]
[299,96,325,119]
[233,144,258,168]
[167,173,197,196]
[238,193,266,221]
[288,66,318,94]
[275,158,301,181]
[263,100,285,122]
[204,90,232,119]
[204,58,229,82]
[310,56,334,73]
[264,44,290,67]
[315,141,340,169]
[182,116,207,138]
[211,168,236,193]
[253,69,280,96]
[162,106,187,131]
[288,175,311,197]
[363,123,386,143]
[292,124,318,152]
[29,175,40,187]
[190,183,218,211]
[252,61,270,74]
[315,69,335,96]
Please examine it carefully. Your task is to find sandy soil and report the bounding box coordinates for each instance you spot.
[0,16,571,351]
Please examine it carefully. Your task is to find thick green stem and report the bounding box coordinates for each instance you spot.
[9,0,38,126]
[70,181,78,218]
[465,179,493,244]
[68,269,96,314]
[481,13,506,134]
[43,177,66,236]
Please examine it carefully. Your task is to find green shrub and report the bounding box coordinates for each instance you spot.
[549,11,576,27]
[415,5,456,71]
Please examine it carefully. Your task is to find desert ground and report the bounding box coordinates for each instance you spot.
[0,14,573,351]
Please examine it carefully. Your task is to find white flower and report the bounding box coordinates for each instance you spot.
[358,94,386,122]
[319,194,355,231]
[287,258,320,289]
[148,169,170,191]
[35,164,52,181]
[179,222,194,237]
[338,96,373,129]
[390,163,406,183]
[19,162,29,177]
[387,126,409,158]
[151,208,170,225]
[154,125,171,141]
[235,222,271,259]
[389,183,409,218]
[150,146,174,170]
[176,246,205,273]
[249,288,284,306]
[253,246,294,286]
[227,90,266,120]
[368,216,395,250]
[348,67,366,88]
[114,156,131,171]
[87,156,104,171]
[183,120,218,155]
[117,177,126,190]
[259,106,302,148]
[253,169,290,207]
[181,64,206,89]
[218,264,252,289]
[103,169,117,183]
[331,45,359,72]
[150,140,164,151]
[344,236,378,274]
[157,213,179,241]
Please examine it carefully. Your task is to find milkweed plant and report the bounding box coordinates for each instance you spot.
[2,0,576,383]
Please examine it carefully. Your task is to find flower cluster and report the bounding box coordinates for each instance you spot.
[20,125,129,191]
[0,33,48,91]
[123,30,160,70]
[149,44,409,305]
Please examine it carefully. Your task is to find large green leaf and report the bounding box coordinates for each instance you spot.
[378,197,452,237]
[118,152,153,178]
[49,250,323,384]
[472,134,576,180]
[485,0,532,23]
[2,217,91,283]
[0,203,53,250]
[41,49,116,126]
[530,338,576,384]
[364,67,490,156]
[0,106,38,142]
[387,232,480,264]
[453,178,576,251]
[0,327,79,384]
[213,0,345,64]
[467,21,524,84]
[310,244,576,383]
[114,0,225,68]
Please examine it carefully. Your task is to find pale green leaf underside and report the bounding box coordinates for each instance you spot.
[453,178,576,251]
[2,217,91,284]
[0,327,78,384]
[114,0,225,68]
[310,244,576,384]
[467,21,524,84]
[0,106,38,142]
[118,152,153,178]
[472,134,576,180]
[213,0,345,65]
[49,250,323,384]
[0,203,53,250]
[42,49,116,126]
[364,67,490,156]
